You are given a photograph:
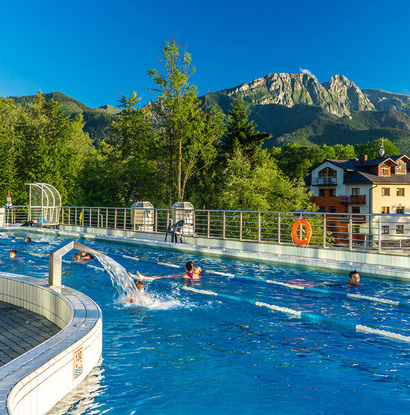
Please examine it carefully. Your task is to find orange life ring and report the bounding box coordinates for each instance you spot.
[291,218,312,246]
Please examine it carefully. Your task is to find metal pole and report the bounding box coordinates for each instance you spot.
[114,208,117,230]
[89,208,92,227]
[97,208,100,228]
[68,207,71,225]
[349,214,353,251]
[106,208,108,229]
[75,207,78,226]
[258,212,261,242]
[124,209,127,230]
[207,211,210,238]
[155,209,158,233]
[323,214,327,248]
[278,213,281,244]
[223,211,226,239]
[240,212,243,241]
[378,217,382,253]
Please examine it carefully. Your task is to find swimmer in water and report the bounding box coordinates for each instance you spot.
[72,253,82,262]
[348,270,364,286]
[134,262,204,281]
[9,250,17,259]
[80,251,95,261]
[24,236,31,243]
[127,280,145,303]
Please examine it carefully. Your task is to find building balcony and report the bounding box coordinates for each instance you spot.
[340,195,366,204]
[314,177,337,185]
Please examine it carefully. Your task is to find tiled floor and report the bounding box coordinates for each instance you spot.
[0,301,60,367]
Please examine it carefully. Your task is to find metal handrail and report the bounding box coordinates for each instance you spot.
[5,206,410,254]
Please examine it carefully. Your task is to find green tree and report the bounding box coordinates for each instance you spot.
[217,149,314,212]
[15,91,93,204]
[354,137,400,159]
[221,97,271,164]
[0,97,22,204]
[147,38,225,205]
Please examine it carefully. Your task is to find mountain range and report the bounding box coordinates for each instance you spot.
[8,74,410,153]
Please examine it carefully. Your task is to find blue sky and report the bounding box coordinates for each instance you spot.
[0,0,409,108]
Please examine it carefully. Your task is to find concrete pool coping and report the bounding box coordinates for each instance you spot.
[0,272,102,415]
[7,225,410,282]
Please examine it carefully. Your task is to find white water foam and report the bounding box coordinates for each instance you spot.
[95,254,146,306]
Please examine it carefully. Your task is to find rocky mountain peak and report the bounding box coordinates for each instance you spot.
[219,72,375,117]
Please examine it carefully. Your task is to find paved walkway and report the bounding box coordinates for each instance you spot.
[0,301,60,367]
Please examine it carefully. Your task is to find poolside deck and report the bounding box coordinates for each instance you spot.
[0,301,60,367]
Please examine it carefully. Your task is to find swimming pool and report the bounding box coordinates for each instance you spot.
[1,231,410,415]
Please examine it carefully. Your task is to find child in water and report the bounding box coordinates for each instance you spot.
[127,279,145,303]
[348,270,364,286]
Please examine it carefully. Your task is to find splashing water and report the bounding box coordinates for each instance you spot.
[95,254,146,306]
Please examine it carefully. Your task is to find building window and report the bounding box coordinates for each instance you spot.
[329,206,337,213]
[317,167,337,185]
[382,226,390,234]
[381,207,390,214]
[395,161,407,174]
[319,189,325,197]
[380,166,389,176]
[397,188,405,196]
[381,187,390,196]
[352,188,360,195]
[352,225,360,233]
[329,189,336,197]
[396,225,404,234]
[319,206,326,212]
[396,207,404,214]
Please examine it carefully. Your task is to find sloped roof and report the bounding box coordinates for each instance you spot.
[308,155,410,185]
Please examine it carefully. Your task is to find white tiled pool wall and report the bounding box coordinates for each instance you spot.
[34,225,410,281]
[0,274,102,415]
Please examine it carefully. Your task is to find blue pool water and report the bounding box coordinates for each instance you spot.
[1,231,410,415]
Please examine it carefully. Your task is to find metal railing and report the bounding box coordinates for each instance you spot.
[5,206,410,255]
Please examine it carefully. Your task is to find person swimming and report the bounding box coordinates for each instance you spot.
[348,270,363,286]
[80,251,95,261]
[126,280,145,303]
[134,261,204,281]
[9,249,17,259]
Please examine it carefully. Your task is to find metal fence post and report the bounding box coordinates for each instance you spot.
[114,209,117,229]
[124,209,127,230]
[106,208,109,229]
[223,211,226,239]
[349,214,353,251]
[97,208,100,228]
[68,207,71,225]
[258,212,261,242]
[378,217,382,253]
[240,212,243,241]
[278,213,281,244]
[207,211,210,238]
[75,208,78,226]
[323,214,327,248]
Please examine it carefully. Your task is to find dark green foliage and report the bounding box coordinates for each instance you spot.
[221,97,271,163]
[10,91,118,145]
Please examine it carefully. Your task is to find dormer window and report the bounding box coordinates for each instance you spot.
[395,160,407,174]
[380,166,389,176]
[316,167,337,185]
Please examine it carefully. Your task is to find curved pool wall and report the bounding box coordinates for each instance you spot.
[13,225,410,282]
[0,272,102,415]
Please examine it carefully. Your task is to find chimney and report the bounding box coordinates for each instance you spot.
[359,154,368,164]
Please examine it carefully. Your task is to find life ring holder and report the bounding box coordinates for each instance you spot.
[291,218,312,246]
